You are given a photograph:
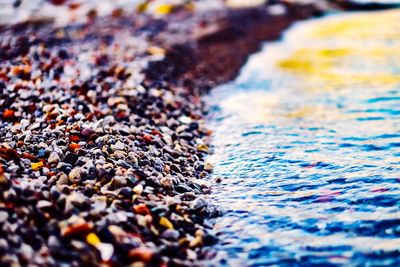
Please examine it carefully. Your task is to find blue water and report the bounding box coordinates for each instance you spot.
[206,11,400,266]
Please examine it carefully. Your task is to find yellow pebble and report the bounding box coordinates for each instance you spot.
[159,217,174,229]
[147,46,166,56]
[136,2,148,13]
[86,233,101,246]
[31,162,44,171]
[189,235,202,248]
[197,144,209,153]
[154,4,173,15]
[185,2,195,12]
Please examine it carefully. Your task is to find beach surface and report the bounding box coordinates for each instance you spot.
[0,1,398,266]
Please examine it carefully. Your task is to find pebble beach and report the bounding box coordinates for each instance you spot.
[0,6,221,266]
[1,0,399,266]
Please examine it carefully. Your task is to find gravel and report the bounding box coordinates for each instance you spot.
[0,7,218,266]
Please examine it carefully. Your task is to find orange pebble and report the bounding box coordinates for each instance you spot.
[143,135,153,143]
[133,203,150,215]
[69,143,80,151]
[3,109,14,120]
[128,247,153,263]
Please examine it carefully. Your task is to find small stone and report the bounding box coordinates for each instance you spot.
[178,116,192,124]
[86,233,101,246]
[191,197,207,211]
[147,46,166,56]
[133,183,143,195]
[204,161,214,171]
[113,141,125,151]
[197,144,209,153]
[67,192,87,206]
[111,176,127,188]
[3,109,15,120]
[170,164,181,173]
[81,128,94,137]
[0,172,9,186]
[143,134,153,143]
[159,217,174,229]
[48,235,60,247]
[48,152,60,164]
[176,184,191,193]
[160,176,173,188]
[31,162,44,171]
[128,247,153,263]
[0,211,9,223]
[57,173,70,185]
[60,216,93,237]
[69,143,81,151]
[37,148,46,158]
[107,97,126,107]
[161,229,179,241]
[133,204,150,215]
[214,177,223,183]
[69,167,87,183]
[37,200,53,209]
[97,243,114,261]
[189,236,202,248]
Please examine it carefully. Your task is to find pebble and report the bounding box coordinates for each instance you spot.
[204,161,214,171]
[56,173,70,185]
[133,183,144,195]
[160,176,173,188]
[0,211,9,223]
[113,141,125,151]
[128,247,154,263]
[191,197,207,210]
[159,217,174,229]
[68,167,87,183]
[161,229,180,240]
[48,152,60,164]
[81,128,94,137]
[111,176,127,188]
[37,200,53,209]
[3,109,15,120]
[31,162,44,171]
[214,176,223,183]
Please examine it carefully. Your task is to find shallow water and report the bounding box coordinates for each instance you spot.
[206,9,400,266]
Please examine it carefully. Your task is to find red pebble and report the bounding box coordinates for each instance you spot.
[69,143,80,151]
[3,109,14,120]
[69,135,80,142]
[128,247,153,263]
[62,222,93,237]
[143,135,153,143]
[21,152,37,161]
[0,148,20,161]
[151,130,163,137]
[133,204,150,215]
[49,0,67,6]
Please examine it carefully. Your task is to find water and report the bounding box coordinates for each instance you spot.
[206,9,400,266]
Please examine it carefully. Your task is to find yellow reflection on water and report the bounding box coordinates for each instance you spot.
[277,10,400,91]
[311,10,400,39]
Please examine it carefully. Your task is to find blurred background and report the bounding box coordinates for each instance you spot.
[2,0,400,26]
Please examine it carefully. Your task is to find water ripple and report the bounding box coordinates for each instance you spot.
[206,9,400,266]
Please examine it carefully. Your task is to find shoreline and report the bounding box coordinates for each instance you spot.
[0,6,319,265]
[1,2,399,266]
